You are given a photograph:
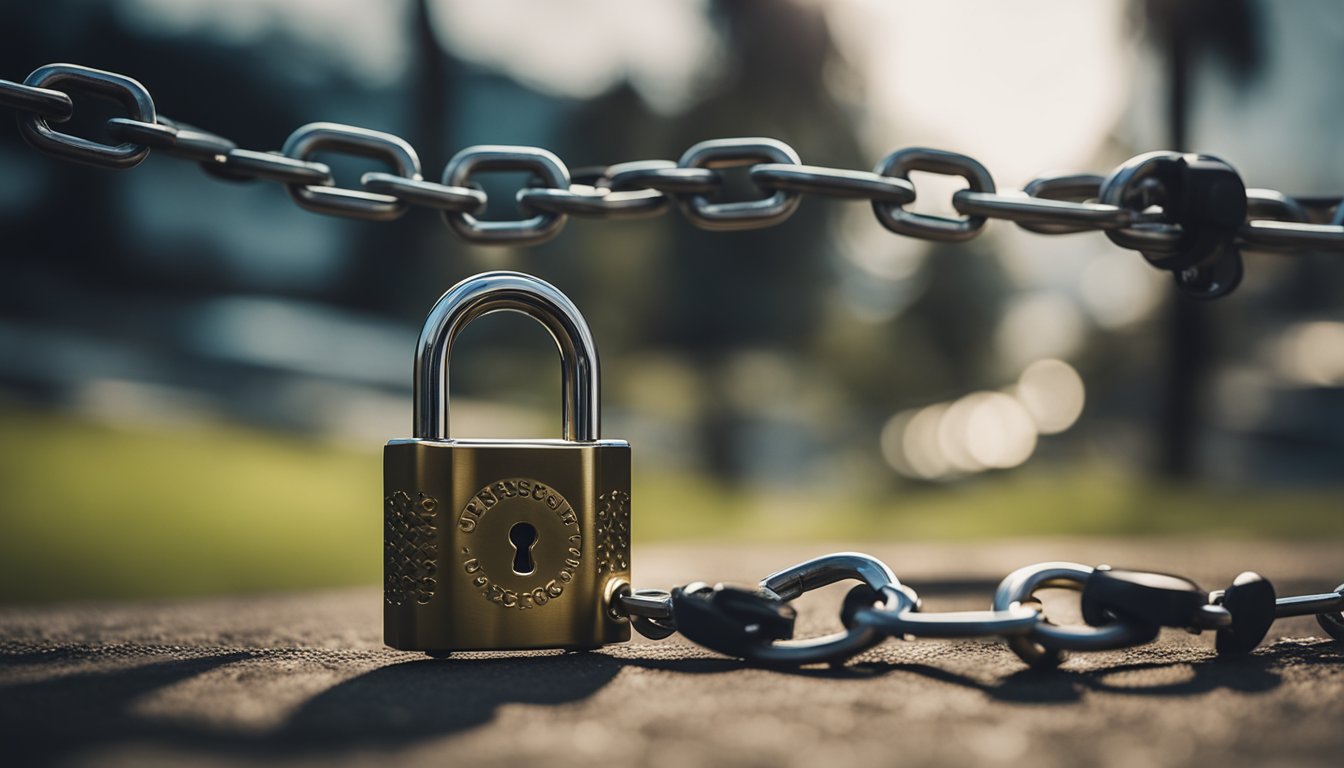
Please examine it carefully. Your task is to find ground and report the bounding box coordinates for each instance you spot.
[2,539,1341,767]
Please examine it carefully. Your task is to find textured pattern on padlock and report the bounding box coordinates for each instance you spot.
[595,490,631,575]
[383,491,439,607]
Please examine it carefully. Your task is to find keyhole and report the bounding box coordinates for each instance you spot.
[509,522,538,575]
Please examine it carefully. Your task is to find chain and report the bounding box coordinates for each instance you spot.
[6,63,1343,668]
[614,552,1344,669]
[6,63,1344,299]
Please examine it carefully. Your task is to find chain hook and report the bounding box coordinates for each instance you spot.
[1099,151,1248,299]
[993,562,1161,669]
[668,553,914,667]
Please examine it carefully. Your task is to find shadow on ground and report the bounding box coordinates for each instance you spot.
[0,645,623,764]
[1,638,1340,765]
[626,638,1342,702]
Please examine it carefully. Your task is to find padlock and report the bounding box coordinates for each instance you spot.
[383,271,631,654]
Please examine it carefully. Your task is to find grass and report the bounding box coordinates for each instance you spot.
[1,405,1341,603]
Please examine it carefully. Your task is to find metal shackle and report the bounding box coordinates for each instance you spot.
[414,271,601,441]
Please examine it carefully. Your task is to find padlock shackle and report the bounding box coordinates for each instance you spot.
[414,271,601,441]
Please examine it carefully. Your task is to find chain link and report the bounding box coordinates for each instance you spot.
[617,553,1344,669]
[280,122,422,222]
[15,63,156,168]
[6,62,1344,299]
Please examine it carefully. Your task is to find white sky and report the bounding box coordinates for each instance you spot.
[821,0,1133,186]
[428,0,722,114]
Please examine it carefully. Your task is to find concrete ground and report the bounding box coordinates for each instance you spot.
[2,539,1341,768]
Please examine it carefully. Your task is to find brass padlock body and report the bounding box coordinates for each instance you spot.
[385,270,633,653]
[384,438,631,652]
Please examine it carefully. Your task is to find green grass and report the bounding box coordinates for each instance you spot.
[639,464,1344,541]
[1,405,1341,603]
[0,407,377,603]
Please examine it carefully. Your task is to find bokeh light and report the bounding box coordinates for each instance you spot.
[881,359,1084,481]
[1274,321,1344,388]
[965,392,1038,470]
[1015,358,1086,435]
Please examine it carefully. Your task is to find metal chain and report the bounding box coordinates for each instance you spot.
[614,553,1344,669]
[6,63,1344,300]
[7,63,1342,668]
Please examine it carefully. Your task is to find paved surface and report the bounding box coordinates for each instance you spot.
[2,539,1342,768]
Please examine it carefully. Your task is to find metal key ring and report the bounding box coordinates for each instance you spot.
[741,552,915,667]
[993,562,1159,668]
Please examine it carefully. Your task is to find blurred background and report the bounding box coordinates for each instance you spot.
[2,0,1342,603]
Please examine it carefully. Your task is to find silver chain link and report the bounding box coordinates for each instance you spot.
[5,63,1344,287]
[616,553,1344,669]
